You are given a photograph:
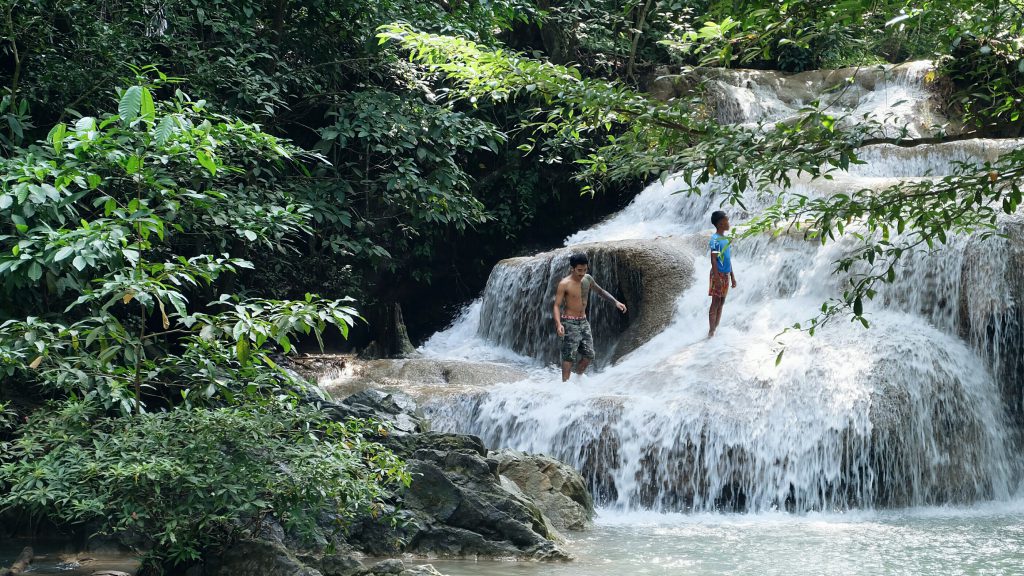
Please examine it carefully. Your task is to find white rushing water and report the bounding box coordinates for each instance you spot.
[418,63,1024,514]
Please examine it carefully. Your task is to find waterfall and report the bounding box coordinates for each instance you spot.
[417,63,1024,512]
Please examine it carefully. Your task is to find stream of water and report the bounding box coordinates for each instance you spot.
[403,62,1024,573]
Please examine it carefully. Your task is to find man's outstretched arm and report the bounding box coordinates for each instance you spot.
[592,281,627,313]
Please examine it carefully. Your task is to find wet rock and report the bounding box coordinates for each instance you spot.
[959,215,1024,426]
[477,237,695,368]
[208,391,582,565]
[489,449,594,531]
[355,560,445,576]
[345,438,571,560]
[339,419,573,561]
[321,389,427,435]
[399,566,445,576]
[296,551,364,576]
[205,540,324,576]
[320,358,529,399]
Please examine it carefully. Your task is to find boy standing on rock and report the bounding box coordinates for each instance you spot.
[708,211,737,337]
[552,253,627,381]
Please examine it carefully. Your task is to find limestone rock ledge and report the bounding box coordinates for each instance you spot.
[206,389,590,575]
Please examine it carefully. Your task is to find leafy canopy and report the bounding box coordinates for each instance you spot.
[381,10,1024,341]
[0,76,408,569]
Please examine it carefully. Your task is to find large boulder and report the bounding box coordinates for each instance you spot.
[489,449,594,532]
[205,540,325,576]
[202,387,582,575]
[958,215,1024,426]
[347,432,571,560]
[206,541,446,576]
[477,237,694,368]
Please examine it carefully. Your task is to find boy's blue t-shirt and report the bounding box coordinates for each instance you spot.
[709,233,732,274]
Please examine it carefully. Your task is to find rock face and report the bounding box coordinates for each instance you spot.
[207,388,585,575]
[644,62,959,137]
[477,237,694,368]
[205,540,325,576]
[349,432,571,560]
[326,390,574,559]
[321,388,429,435]
[322,358,529,395]
[959,216,1024,427]
[490,449,595,531]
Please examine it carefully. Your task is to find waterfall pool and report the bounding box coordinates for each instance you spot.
[417,502,1024,576]
[390,64,1024,574]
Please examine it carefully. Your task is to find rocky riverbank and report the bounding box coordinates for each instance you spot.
[204,388,592,575]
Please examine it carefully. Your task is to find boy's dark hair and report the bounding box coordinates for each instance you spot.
[711,211,728,227]
[569,253,589,268]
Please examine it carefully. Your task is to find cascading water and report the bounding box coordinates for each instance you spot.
[417,63,1024,513]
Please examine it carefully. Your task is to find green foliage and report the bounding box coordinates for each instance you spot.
[0,94,32,156]
[0,397,408,565]
[313,89,504,278]
[934,1,1024,134]
[533,0,705,77]
[0,0,556,307]
[659,0,892,71]
[384,16,1024,332]
[0,80,406,569]
[380,25,876,190]
[0,400,15,433]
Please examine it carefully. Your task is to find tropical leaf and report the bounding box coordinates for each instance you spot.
[119,86,143,124]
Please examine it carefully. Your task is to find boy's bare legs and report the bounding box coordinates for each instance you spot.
[708,296,725,337]
[562,361,573,382]
[575,357,591,376]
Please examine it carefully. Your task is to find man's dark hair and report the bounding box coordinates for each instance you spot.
[711,211,728,227]
[569,253,589,268]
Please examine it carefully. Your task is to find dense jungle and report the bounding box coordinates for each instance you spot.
[1,0,1023,574]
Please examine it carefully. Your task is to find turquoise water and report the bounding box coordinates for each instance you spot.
[0,540,140,575]
[6,505,1021,575]
[419,502,1024,576]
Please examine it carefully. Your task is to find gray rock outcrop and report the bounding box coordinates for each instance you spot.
[205,540,325,576]
[477,237,694,368]
[489,449,594,531]
[206,387,586,575]
[348,432,571,560]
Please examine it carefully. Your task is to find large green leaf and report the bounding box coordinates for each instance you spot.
[54,247,75,262]
[140,87,156,122]
[119,86,143,124]
[155,115,176,145]
[195,149,217,176]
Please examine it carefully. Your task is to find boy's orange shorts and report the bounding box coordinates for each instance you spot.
[709,270,730,298]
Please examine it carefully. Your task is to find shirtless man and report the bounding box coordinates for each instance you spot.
[552,253,628,382]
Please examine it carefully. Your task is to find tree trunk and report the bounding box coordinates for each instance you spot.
[363,302,416,358]
[626,0,655,81]
[536,0,577,64]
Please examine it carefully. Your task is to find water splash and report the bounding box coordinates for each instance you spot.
[415,67,1024,512]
